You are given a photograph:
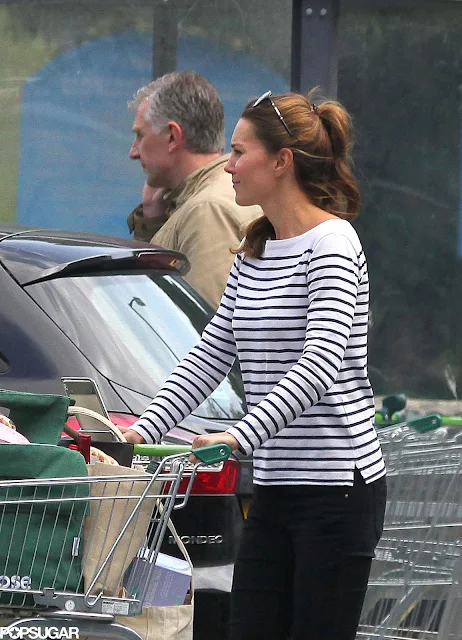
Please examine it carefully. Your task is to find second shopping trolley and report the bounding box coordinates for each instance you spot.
[357,417,462,640]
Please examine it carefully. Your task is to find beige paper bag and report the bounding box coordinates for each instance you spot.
[116,603,193,640]
[83,463,159,596]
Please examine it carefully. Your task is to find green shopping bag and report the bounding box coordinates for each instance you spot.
[0,389,72,445]
[0,444,89,607]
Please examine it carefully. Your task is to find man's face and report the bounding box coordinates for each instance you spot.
[129,100,171,188]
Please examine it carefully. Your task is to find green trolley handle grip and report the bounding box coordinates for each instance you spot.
[375,413,442,432]
[440,415,462,427]
[133,443,231,465]
[406,414,442,432]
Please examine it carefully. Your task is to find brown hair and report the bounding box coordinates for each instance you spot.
[236,89,360,258]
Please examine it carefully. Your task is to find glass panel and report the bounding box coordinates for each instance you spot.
[28,272,246,419]
[338,5,462,402]
[0,0,290,236]
[175,0,291,144]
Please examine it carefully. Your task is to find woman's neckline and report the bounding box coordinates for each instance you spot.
[266,218,346,247]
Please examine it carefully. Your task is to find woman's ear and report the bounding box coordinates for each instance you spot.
[274,147,294,177]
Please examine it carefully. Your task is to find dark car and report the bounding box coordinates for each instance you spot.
[0,224,253,639]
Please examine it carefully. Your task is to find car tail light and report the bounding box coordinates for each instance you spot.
[65,416,81,431]
[181,457,240,495]
[64,412,137,430]
[108,412,138,428]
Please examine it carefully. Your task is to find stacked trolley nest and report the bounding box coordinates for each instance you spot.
[357,413,462,640]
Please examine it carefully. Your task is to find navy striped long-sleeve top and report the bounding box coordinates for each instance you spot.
[132,218,386,486]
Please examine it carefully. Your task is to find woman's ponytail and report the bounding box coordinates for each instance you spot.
[314,100,360,219]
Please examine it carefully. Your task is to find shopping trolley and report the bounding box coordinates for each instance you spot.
[0,441,230,640]
[357,415,462,640]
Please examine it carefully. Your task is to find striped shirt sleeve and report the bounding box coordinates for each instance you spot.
[226,233,360,455]
[130,256,241,443]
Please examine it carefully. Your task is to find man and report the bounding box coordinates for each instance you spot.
[128,70,260,308]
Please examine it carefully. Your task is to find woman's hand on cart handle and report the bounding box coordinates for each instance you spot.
[190,432,239,463]
[122,428,146,444]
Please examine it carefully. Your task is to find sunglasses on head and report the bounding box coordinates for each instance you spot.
[252,90,293,137]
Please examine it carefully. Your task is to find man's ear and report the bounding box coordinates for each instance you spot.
[274,147,294,177]
[167,121,184,152]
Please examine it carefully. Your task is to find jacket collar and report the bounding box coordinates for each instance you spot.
[163,154,230,213]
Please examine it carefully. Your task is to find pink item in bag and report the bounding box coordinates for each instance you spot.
[0,422,30,444]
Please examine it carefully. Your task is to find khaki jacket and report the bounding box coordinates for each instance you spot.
[127,203,168,243]
[149,155,260,308]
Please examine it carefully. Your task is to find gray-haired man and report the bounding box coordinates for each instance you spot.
[128,70,260,308]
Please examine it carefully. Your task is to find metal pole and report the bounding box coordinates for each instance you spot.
[291,0,340,97]
[152,0,178,80]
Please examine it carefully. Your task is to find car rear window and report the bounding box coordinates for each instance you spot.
[27,272,246,420]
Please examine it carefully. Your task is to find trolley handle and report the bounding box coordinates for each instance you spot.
[440,415,462,427]
[376,413,442,432]
[407,414,442,432]
[133,443,231,465]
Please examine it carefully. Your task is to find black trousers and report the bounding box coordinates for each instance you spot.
[229,469,387,640]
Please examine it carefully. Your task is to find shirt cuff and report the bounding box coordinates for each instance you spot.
[226,425,254,456]
[130,423,157,445]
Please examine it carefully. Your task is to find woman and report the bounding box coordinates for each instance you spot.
[124,90,386,640]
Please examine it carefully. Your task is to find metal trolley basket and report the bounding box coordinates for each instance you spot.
[357,416,462,640]
[0,442,230,640]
